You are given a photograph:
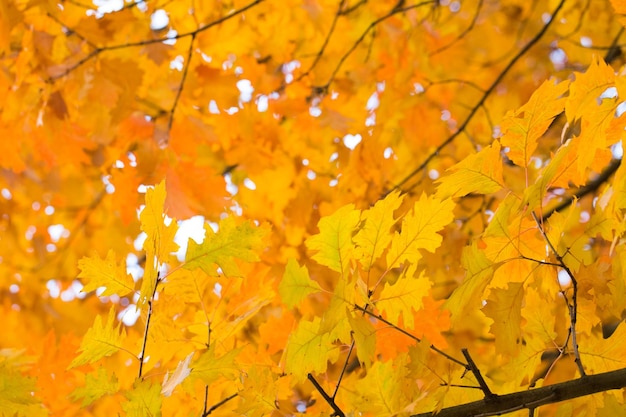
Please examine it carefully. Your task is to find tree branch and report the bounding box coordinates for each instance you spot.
[411,368,626,417]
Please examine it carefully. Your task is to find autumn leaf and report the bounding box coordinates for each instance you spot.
[279,258,322,309]
[184,217,267,277]
[386,194,454,269]
[78,249,135,296]
[69,367,119,406]
[140,180,179,261]
[306,203,361,274]
[69,306,127,368]
[353,190,403,270]
[499,79,569,169]
[0,359,43,417]
[284,317,340,382]
[190,346,241,386]
[376,265,431,329]
[436,142,505,198]
[122,380,162,417]
[161,352,193,397]
[482,283,525,356]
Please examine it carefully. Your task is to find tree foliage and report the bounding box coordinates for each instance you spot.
[1,0,626,416]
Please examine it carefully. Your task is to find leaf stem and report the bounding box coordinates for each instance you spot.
[354,304,468,369]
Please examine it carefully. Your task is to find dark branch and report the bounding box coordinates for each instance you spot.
[411,368,626,417]
[308,373,346,417]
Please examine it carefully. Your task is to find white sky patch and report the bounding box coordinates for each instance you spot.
[309,107,321,117]
[47,279,61,298]
[600,87,618,100]
[48,224,69,242]
[92,0,123,14]
[120,304,141,326]
[366,92,379,111]
[257,95,268,112]
[45,205,55,215]
[237,79,254,103]
[329,152,339,162]
[174,216,206,261]
[343,134,362,150]
[170,55,184,71]
[243,178,257,190]
[134,232,147,251]
[150,10,169,31]
[208,100,220,114]
[224,173,238,195]
[580,36,592,47]
[1,188,11,199]
[428,169,440,180]
[612,141,623,159]
[164,29,178,46]
[307,170,316,180]
[383,147,393,159]
[557,269,571,287]
[549,48,567,70]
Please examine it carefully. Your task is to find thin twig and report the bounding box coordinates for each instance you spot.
[308,374,346,417]
[354,304,468,369]
[138,271,160,378]
[388,0,567,196]
[461,349,496,400]
[49,0,264,81]
[202,393,238,416]
[531,212,586,377]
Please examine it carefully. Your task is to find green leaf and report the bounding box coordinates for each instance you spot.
[279,258,322,309]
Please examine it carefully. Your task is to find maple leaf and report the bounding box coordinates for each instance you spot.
[279,258,322,309]
[284,317,340,382]
[122,380,162,417]
[0,359,43,417]
[140,180,179,261]
[353,190,403,270]
[436,142,505,198]
[184,217,267,277]
[386,194,454,269]
[376,265,431,329]
[306,203,361,274]
[190,346,241,385]
[69,306,127,368]
[78,249,135,296]
[69,367,119,406]
[499,79,569,169]
[482,283,525,356]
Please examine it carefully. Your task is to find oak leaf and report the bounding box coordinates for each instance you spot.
[279,258,322,309]
[69,306,127,368]
[78,249,134,296]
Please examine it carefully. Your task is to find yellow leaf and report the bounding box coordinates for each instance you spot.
[69,367,119,406]
[123,379,162,417]
[191,345,240,385]
[0,360,42,417]
[69,306,126,368]
[500,79,569,169]
[354,190,404,270]
[279,258,322,309]
[140,180,179,261]
[376,265,431,329]
[436,142,505,198]
[580,322,626,374]
[184,217,267,277]
[444,243,496,323]
[306,204,361,274]
[78,249,135,296]
[482,283,524,356]
[386,194,454,269]
[347,309,376,368]
[284,317,340,382]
